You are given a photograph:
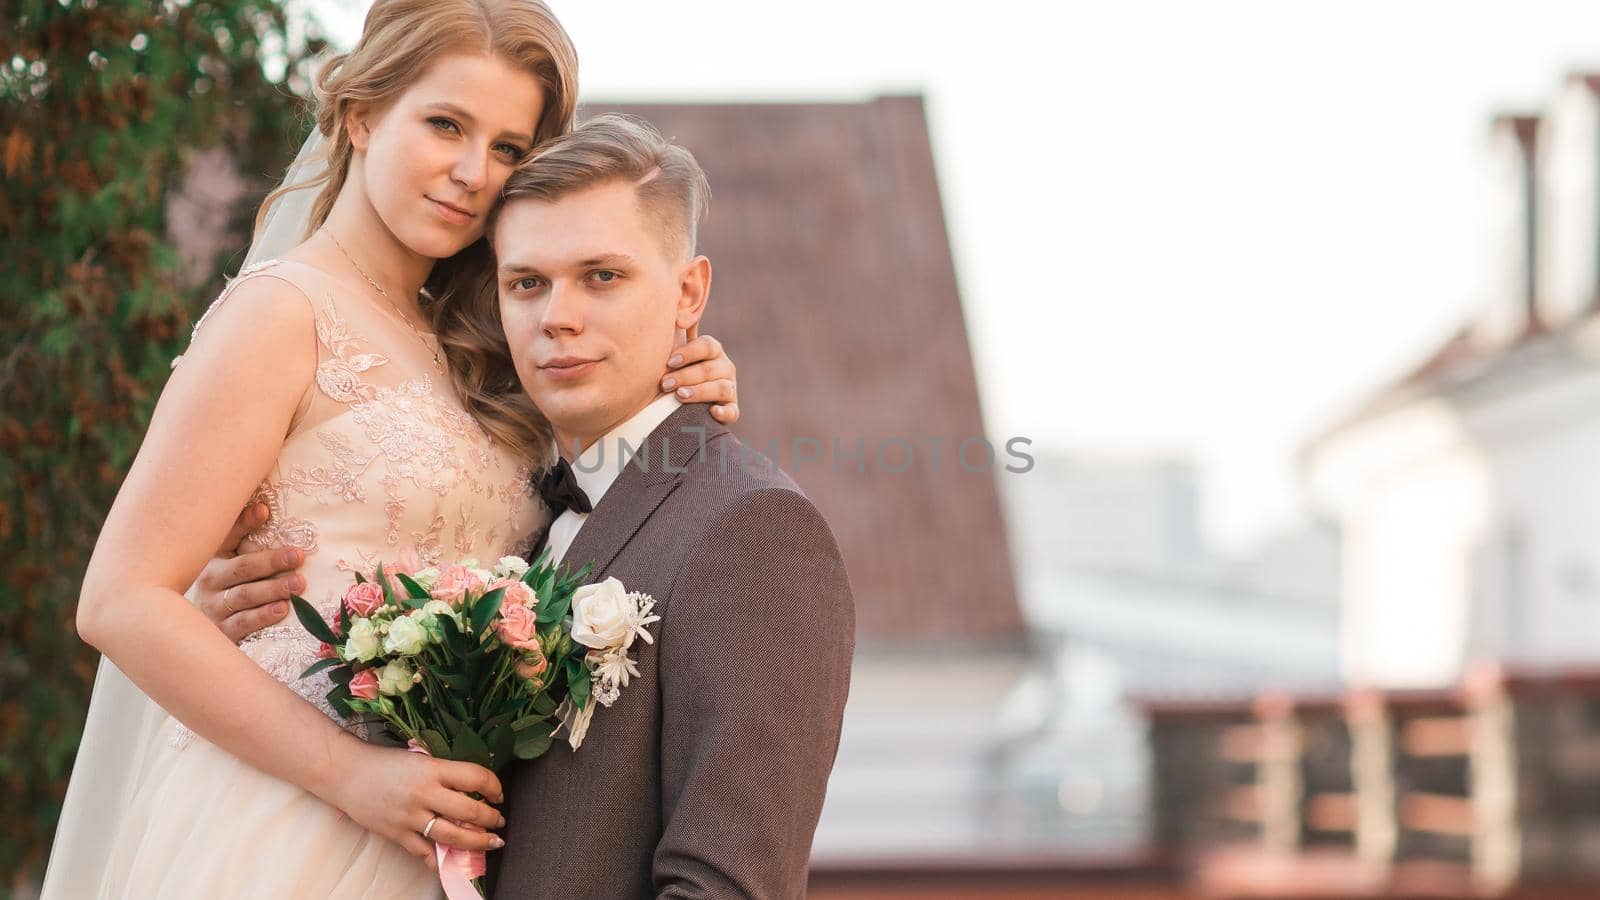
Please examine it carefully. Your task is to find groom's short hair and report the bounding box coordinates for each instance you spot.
[492,114,711,259]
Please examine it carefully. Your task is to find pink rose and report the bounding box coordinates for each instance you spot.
[317,642,337,660]
[349,668,379,701]
[515,645,549,680]
[489,578,537,608]
[431,564,483,605]
[495,602,539,651]
[343,581,386,618]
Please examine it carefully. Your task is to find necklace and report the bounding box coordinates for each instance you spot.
[322,228,445,374]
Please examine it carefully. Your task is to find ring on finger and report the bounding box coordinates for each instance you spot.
[223,586,239,615]
[423,815,440,840]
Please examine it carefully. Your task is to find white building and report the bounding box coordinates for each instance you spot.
[1304,73,1600,689]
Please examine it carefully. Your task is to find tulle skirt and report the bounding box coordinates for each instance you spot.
[42,659,440,900]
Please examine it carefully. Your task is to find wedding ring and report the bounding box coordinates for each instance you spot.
[423,816,440,839]
[223,586,239,615]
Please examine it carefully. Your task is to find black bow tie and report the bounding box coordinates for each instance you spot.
[539,457,593,517]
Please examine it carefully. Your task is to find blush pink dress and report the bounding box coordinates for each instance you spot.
[52,259,542,899]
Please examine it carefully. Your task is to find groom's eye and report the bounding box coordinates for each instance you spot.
[590,270,620,284]
[513,277,542,291]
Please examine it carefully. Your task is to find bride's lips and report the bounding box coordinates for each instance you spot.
[426,196,476,225]
[538,356,601,381]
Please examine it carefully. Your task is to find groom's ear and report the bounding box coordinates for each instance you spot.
[673,256,711,331]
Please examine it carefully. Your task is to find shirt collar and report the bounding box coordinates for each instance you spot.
[568,393,683,509]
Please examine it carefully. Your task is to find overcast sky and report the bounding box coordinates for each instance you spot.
[316,1,1600,549]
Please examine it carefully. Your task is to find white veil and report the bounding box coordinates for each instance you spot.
[39,130,328,900]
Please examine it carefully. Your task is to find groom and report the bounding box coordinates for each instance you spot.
[486,115,855,897]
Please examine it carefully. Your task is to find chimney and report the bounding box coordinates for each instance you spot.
[1497,114,1542,333]
[1585,75,1600,310]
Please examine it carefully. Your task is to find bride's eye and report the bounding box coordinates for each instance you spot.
[494,142,527,161]
[428,117,460,135]
[514,277,541,291]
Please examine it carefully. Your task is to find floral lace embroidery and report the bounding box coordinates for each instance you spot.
[175,278,538,750]
[245,481,319,554]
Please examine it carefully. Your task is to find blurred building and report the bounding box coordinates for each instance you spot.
[1137,73,1600,900]
[1304,74,1600,689]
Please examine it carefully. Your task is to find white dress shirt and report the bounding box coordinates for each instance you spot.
[545,393,683,564]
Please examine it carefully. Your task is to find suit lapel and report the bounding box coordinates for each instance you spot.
[559,404,726,583]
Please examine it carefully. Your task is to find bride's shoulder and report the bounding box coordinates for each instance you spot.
[174,259,323,370]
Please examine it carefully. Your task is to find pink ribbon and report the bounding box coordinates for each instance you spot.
[407,741,489,900]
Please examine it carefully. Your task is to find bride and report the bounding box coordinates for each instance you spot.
[41,1,740,897]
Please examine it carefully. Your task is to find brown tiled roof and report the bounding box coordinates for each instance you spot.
[585,96,1027,646]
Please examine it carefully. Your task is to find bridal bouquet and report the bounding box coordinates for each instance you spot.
[291,552,659,897]
[293,552,659,769]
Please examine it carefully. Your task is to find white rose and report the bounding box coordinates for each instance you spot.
[342,618,382,663]
[377,659,414,696]
[422,599,458,621]
[411,567,440,590]
[570,577,636,650]
[384,615,428,656]
[497,556,530,579]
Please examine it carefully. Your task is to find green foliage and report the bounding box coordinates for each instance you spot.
[0,1,321,891]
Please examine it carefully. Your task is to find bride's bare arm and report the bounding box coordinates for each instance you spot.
[74,278,503,863]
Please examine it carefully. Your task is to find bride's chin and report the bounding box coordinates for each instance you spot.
[400,228,479,262]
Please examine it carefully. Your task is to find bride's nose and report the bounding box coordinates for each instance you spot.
[450,146,489,192]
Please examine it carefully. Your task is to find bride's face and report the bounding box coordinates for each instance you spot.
[351,52,545,259]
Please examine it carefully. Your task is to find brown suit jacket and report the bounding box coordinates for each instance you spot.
[491,403,856,899]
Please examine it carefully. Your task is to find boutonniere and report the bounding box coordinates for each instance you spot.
[555,576,661,749]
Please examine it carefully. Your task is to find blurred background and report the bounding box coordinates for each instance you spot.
[15,0,1600,897]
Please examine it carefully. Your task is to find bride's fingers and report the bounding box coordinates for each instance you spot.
[435,760,504,804]
[425,818,504,853]
[429,786,505,831]
[399,833,438,871]
[660,360,733,393]
[665,334,724,371]
[668,378,735,406]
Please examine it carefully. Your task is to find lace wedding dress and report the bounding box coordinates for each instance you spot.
[43,259,541,899]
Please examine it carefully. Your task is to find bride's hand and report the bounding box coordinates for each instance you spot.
[330,740,507,868]
[662,325,739,424]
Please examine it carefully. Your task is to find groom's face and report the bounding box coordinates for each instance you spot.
[495,180,710,452]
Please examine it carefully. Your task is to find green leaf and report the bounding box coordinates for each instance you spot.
[419,729,451,758]
[292,595,339,645]
[395,572,431,600]
[435,670,470,692]
[375,562,396,605]
[511,713,549,732]
[487,723,514,767]
[513,721,555,759]
[535,592,570,625]
[568,668,591,711]
[531,693,557,717]
[298,657,345,680]
[452,726,493,768]
[471,586,507,637]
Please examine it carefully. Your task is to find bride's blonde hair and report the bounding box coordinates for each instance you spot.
[253,0,578,470]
